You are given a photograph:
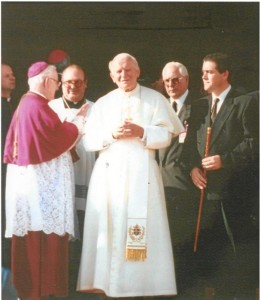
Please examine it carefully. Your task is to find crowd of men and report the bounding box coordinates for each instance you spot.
[1,51,258,300]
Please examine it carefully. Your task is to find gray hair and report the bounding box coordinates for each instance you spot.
[28,65,57,86]
[162,61,189,78]
[108,53,140,72]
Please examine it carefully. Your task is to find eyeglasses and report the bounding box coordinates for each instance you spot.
[62,80,84,88]
[48,77,61,87]
[163,76,184,85]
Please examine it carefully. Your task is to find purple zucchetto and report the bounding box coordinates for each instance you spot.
[27,61,49,78]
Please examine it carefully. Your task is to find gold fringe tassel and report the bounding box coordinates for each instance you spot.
[125,248,147,261]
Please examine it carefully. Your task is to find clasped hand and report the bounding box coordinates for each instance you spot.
[191,155,222,190]
[112,120,144,139]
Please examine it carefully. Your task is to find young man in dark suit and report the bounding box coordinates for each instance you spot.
[187,53,258,299]
[158,61,199,299]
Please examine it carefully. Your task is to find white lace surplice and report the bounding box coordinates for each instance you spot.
[5,152,75,238]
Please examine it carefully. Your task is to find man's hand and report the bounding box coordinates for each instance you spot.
[112,120,144,139]
[190,167,207,190]
[202,155,222,171]
[191,155,223,190]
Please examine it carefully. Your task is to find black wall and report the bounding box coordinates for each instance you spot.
[1,2,259,101]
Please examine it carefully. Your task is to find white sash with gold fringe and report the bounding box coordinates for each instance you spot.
[125,149,149,261]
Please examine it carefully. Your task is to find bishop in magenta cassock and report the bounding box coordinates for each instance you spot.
[3,61,88,300]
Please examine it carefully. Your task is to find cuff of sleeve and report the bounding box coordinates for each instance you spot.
[102,134,117,148]
[140,127,147,143]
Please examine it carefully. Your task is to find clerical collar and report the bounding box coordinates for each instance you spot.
[62,97,85,109]
[120,84,140,97]
[1,97,11,102]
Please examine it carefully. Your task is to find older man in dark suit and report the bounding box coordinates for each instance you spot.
[188,53,258,299]
[158,61,199,299]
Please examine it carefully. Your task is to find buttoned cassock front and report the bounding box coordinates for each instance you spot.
[77,85,184,297]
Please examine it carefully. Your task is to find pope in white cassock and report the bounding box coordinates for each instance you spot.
[77,53,184,298]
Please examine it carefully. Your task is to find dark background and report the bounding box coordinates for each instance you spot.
[1,1,259,101]
[1,3,259,298]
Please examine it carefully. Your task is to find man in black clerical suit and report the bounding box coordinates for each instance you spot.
[1,64,16,162]
[1,63,18,299]
[187,53,258,299]
[1,63,16,260]
[158,61,199,299]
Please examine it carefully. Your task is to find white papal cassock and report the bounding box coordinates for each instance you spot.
[77,84,184,297]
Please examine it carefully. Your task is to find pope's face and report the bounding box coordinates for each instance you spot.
[110,57,140,92]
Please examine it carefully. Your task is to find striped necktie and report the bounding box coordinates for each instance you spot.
[211,98,219,124]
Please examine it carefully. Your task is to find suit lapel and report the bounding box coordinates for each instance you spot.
[179,92,193,123]
[179,102,191,123]
[210,90,237,148]
[159,93,192,163]
[171,96,192,150]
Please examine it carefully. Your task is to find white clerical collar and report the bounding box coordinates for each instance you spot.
[119,84,140,97]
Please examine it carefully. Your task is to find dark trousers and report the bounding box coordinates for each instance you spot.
[194,198,258,299]
[164,187,199,299]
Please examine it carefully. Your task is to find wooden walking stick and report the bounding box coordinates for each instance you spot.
[193,127,212,252]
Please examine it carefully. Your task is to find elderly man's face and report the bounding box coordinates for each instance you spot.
[110,57,140,92]
[163,66,189,100]
[46,70,60,100]
[62,67,87,102]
